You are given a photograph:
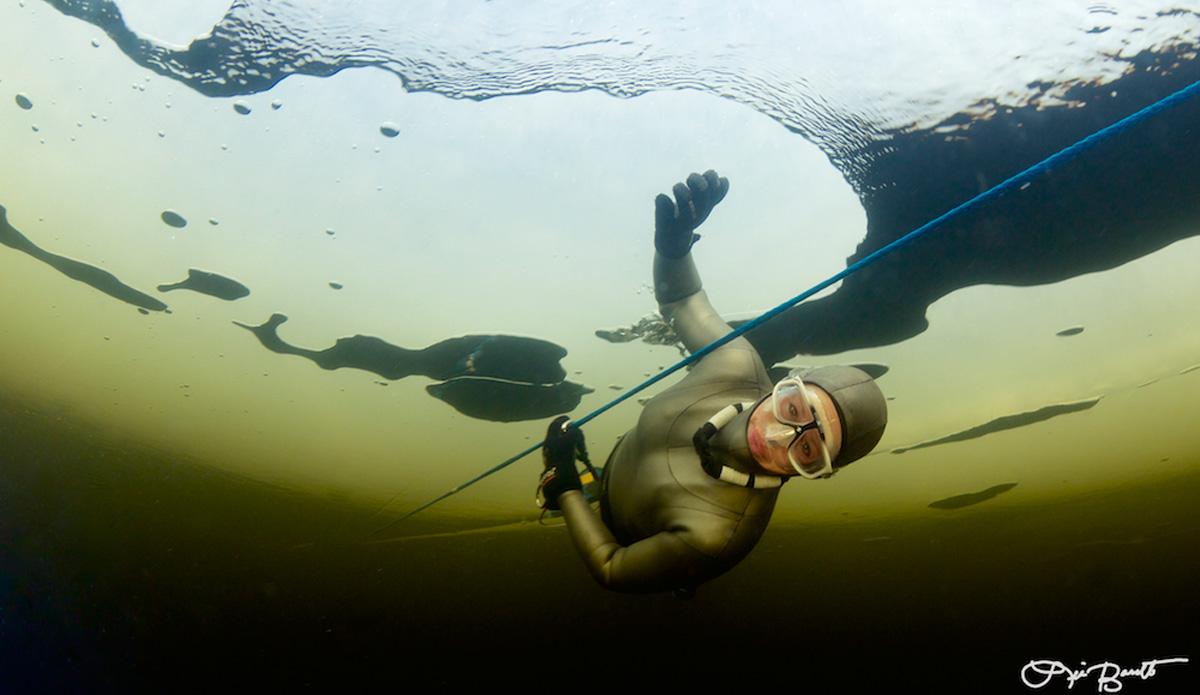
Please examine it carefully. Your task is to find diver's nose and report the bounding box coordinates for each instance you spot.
[761,420,794,446]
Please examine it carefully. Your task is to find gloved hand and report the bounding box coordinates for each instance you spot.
[654,170,730,259]
[538,415,587,511]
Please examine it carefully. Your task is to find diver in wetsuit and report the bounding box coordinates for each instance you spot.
[537,170,888,595]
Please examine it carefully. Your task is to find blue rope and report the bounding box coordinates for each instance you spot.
[372,76,1200,532]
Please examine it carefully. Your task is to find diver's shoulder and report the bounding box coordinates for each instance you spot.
[691,338,769,382]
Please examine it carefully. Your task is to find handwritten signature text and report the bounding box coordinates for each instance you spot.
[1021,657,1188,692]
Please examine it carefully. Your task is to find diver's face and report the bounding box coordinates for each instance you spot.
[746,384,843,477]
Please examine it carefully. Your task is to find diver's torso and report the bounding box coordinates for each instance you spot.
[604,338,780,570]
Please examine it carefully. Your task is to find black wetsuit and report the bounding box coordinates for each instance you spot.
[558,250,782,593]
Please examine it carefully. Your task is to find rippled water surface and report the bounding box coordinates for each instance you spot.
[2,1,1199,690]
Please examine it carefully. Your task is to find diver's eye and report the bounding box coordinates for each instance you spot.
[801,440,811,457]
[787,403,799,419]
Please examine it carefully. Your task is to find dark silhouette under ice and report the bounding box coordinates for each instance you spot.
[158,269,249,301]
[1,205,168,312]
[891,398,1102,454]
[425,377,594,423]
[234,314,590,421]
[928,483,1019,510]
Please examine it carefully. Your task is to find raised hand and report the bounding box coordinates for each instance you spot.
[654,170,730,259]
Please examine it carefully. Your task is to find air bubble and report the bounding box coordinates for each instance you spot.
[379,122,400,137]
[160,210,188,228]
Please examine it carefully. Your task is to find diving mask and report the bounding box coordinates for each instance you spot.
[766,377,834,479]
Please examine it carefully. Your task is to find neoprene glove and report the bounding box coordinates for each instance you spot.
[538,415,586,510]
[654,170,730,259]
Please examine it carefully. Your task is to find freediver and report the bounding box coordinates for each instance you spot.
[536,170,888,595]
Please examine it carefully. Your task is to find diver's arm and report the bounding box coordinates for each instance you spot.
[652,170,733,354]
[558,490,713,594]
[654,253,734,354]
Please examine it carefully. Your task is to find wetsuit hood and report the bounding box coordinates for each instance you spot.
[788,365,887,468]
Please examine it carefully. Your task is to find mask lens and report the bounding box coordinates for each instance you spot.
[772,378,832,478]
[772,380,814,427]
[795,443,829,475]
